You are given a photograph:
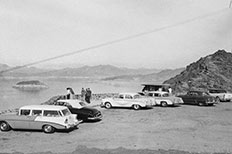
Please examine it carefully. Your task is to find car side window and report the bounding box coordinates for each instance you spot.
[32,110,42,116]
[154,93,159,97]
[189,92,197,96]
[43,110,60,117]
[163,93,169,97]
[148,93,153,97]
[63,102,72,108]
[133,95,140,99]
[20,109,31,116]
[119,95,124,99]
[125,95,132,99]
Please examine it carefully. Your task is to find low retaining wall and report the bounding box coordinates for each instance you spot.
[42,93,118,105]
[0,93,118,115]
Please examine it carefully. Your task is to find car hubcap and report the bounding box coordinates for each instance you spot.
[162,102,167,107]
[45,126,52,132]
[106,103,111,108]
[1,123,7,130]
[134,105,139,109]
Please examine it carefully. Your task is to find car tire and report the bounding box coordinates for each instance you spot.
[161,101,168,107]
[0,122,11,131]
[43,125,55,133]
[133,104,140,110]
[105,102,112,109]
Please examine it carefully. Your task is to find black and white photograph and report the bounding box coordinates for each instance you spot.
[0,0,232,154]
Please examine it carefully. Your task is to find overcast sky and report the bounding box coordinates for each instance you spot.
[0,0,231,69]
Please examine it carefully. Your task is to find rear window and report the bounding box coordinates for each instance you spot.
[43,110,60,117]
[61,109,71,116]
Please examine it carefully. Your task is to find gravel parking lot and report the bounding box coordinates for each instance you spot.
[1,102,232,154]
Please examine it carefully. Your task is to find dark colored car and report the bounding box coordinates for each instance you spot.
[177,91,218,106]
[54,99,102,122]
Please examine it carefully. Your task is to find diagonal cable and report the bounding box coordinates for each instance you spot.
[0,7,229,74]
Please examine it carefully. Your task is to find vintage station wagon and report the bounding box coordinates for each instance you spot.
[0,105,80,133]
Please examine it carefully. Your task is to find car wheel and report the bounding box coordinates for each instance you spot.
[0,122,11,131]
[161,101,168,107]
[105,102,112,109]
[133,104,140,110]
[43,125,55,133]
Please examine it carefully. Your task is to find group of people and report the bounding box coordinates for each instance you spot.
[81,88,92,104]
[66,87,92,103]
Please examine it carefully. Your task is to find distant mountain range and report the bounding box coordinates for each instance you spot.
[2,49,231,92]
[0,63,184,83]
[164,50,232,93]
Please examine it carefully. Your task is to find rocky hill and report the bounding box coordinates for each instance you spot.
[163,50,232,93]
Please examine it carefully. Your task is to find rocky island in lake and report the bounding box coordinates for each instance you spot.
[12,80,49,91]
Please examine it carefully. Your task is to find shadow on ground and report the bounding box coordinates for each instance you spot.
[0,145,230,154]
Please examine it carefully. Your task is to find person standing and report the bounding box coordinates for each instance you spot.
[66,87,75,99]
[85,88,92,103]
[81,88,86,101]
[168,87,172,95]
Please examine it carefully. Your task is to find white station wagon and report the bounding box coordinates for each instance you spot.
[101,93,153,110]
[0,105,81,133]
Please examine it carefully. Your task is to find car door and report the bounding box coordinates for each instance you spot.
[124,94,134,107]
[181,92,196,104]
[11,109,31,129]
[153,93,162,105]
[113,94,128,107]
[28,110,43,130]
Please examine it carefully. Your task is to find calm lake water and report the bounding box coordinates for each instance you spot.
[0,78,142,111]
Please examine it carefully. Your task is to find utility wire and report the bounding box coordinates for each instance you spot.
[0,7,229,74]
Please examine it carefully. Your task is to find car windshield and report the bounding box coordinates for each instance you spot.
[61,109,71,116]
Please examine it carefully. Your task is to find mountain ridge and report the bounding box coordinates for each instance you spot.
[0,64,162,78]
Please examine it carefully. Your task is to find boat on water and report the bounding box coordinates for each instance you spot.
[12,80,49,91]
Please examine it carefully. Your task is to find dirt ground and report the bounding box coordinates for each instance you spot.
[1,101,232,154]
